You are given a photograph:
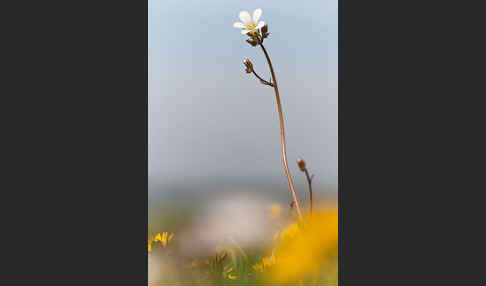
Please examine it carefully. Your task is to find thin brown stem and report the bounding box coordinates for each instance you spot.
[303,169,313,215]
[251,69,273,87]
[259,42,303,220]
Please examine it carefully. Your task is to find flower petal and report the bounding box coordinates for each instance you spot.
[241,29,250,35]
[239,11,252,25]
[233,22,245,29]
[253,8,262,23]
[256,21,265,29]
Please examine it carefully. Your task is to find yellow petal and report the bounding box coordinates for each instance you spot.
[153,233,162,242]
[161,232,168,247]
[271,209,338,283]
[227,274,237,280]
[262,257,273,267]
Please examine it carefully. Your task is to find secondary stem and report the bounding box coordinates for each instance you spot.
[251,70,272,86]
[303,169,313,215]
[259,42,303,220]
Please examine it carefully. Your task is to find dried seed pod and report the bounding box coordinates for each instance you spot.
[261,24,269,38]
[243,59,253,73]
[297,158,306,171]
[246,37,258,47]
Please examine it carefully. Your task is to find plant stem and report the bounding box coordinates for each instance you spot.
[303,169,313,215]
[251,69,273,86]
[259,42,303,220]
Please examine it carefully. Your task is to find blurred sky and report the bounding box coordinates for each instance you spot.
[148,0,338,199]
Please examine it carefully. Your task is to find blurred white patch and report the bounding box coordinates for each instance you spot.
[178,191,279,256]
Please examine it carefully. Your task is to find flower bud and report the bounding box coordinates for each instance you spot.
[243,59,253,73]
[246,37,258,47]
[297,158,306,171]
[261,24,269,38]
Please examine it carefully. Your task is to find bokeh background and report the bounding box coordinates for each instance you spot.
[149,0,338,224]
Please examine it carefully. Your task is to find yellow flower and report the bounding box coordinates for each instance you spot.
[161,232,168,247]
[262,256,276,268]
[223,265,237,280]
[148,238,153,253]
[278,222,300,240]
[148,232,175,252]
[270,209,338,283]
[153,233,162,242]
[252,254,276,273]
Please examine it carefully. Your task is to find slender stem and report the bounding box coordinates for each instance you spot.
[259,42,303,220]
[251,69,273,87]
[303,169,313,215]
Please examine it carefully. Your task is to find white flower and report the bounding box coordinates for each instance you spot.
[233,8,265,35]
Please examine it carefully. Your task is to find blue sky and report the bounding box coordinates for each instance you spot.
[149,0,338,196]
